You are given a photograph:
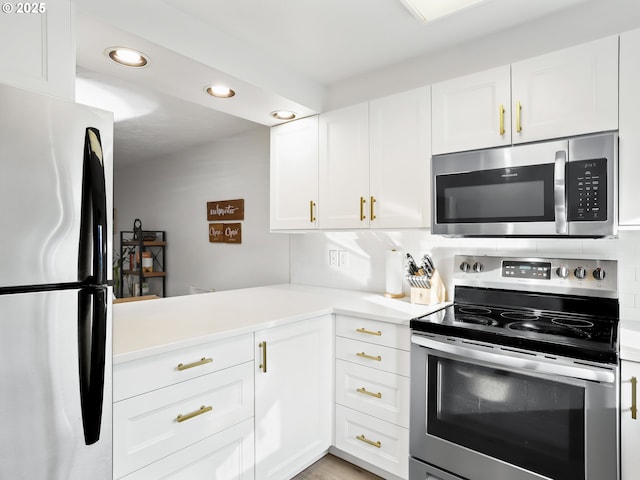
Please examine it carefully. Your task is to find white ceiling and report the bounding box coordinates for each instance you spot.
[74,0,639,166]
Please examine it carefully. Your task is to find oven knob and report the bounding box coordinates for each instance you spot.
[473,262,484,273]
[555,266,570,278]
[593,267,606,281]
[459,261,471,272]
[574,266,587,280]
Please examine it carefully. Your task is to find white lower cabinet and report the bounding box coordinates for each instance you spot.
[621,360,640,479]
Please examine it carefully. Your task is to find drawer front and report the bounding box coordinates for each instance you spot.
[336,359,409,428]
[335,315,410,351]
[336,336,410,377]
[114,362,254,479]
[120,418,254,480]
[114,333,253,401]
[335,405,409,479]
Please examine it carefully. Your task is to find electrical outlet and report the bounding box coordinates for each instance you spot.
[329,249,339,266]
[339,250,349,267]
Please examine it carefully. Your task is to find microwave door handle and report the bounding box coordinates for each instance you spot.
[554,150,568,234]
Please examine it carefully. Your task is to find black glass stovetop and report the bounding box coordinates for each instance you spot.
[411,286,619,364]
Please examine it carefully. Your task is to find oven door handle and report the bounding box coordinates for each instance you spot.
[411,335,615,384]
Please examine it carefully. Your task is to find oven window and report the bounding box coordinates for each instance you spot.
[436,163,555,223]
[427,357,585,480]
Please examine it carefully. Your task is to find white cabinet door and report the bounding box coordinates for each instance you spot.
[319,103,370,229]
[254,316,333,480]
[432,65,511,154]
[511,35,618,144]
[369,87,431,228]
[619,28,640,226]
[270,116,319,230]
[0,0,73,99]
[621,361,640,480]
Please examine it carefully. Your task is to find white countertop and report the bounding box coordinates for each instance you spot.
[113,284,449,364]
[621,319,640,363]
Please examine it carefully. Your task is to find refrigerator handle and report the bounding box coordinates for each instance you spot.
[78,127,108,285]
[77,288,107,445]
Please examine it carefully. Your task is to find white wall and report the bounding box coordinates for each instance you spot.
[114,127,290,297]
[290,230,640,322]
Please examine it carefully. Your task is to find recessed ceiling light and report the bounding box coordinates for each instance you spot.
[400,0,485,23]
[205,85,236,98]
[270,110,296,121]
[105,47,148,67]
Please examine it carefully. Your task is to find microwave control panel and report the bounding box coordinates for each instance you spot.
[567,158,607,221]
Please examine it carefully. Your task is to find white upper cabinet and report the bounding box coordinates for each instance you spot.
[319,103,371,229]
[270,116,319,230]
[511,35,618,144]
[369,87,431,228]
[0,0,74,99]
[432,65,511,155]
[619,28,640,226]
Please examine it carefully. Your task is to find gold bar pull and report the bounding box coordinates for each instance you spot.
[370,196,376,221]
[309,200,316,223]
[356,328,382,336]
[356,434,381,448]
[516,101,522,133]
[176,405,212,423]
[357,352,382,362]
[357,387,382,399]
[177,357,213,371]
[259,341,267,373]
[499,104,505,135]
[360,196,367,221]
[632,376,638,420]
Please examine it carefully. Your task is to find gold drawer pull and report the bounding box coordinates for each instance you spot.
[632,376,638,420]
[356,328,382,336]
[357,352,382,362]
[259,341,267,373]
[176,405,212,423]
[356,434,381,448]
[177,357,213,371]
[370,196,376,221]
[516,100,522,133]
[310,200,316,223]
[357,387,382,399]
[360,196,367,221]
[499,104,505,135]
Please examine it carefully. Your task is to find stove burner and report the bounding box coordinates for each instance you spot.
[551,318,594,328]
[500,311,539,321]
[458,306,492,315]
[508,321,591,339]
[456,315,499,326]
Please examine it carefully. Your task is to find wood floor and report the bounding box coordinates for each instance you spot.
[292,455,383,480]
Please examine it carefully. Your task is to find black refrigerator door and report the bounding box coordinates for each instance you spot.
[78,127,108,286]
[78,287,108,445]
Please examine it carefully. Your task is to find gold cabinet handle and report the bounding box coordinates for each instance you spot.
[360,196,367,221]
[356,434,381,448]
[632,376,638,420]
[259,341,267,373]
[357,352,382,362]
[370,196,376,221]
[516,101,522,132]
[356,327,382,336]
[176,405,212,423]
[499,104,505,135]
[357,387,382,399]
[177,357,213,371]
[309,200,316,223]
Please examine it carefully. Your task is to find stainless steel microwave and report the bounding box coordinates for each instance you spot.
[431,132,618,237]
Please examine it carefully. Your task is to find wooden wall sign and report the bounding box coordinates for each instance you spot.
[208,224,224,243]
[207,199,244,221]
[223,223,242,244]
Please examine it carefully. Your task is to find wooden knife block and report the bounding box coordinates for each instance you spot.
[410,270,447,305]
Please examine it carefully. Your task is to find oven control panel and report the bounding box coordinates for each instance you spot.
[503,260,551,279]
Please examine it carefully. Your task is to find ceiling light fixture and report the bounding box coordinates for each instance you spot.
[399,0,485,23]
[106,47,149,67]
[270,110,296,121]
[205,85,236,98]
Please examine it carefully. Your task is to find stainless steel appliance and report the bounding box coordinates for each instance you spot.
[431,132,618,237]
[409,255,619,480]
[0,84,113,479]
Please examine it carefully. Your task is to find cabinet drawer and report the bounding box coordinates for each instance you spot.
[335,405,409,479]
[114,333,253,401]
[113,362,254,479]
[336,336,410,377]
[336,359,409,428]
[120,418,254,480]
[335,315,409,351]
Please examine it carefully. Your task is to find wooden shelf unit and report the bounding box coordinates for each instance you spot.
[118,230,166,299]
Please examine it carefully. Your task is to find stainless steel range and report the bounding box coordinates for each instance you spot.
[409,255,619,480]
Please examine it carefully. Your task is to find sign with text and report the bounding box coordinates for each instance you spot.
[223,223,242,243]
[208,224,224,243]
[207,199,244,221]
